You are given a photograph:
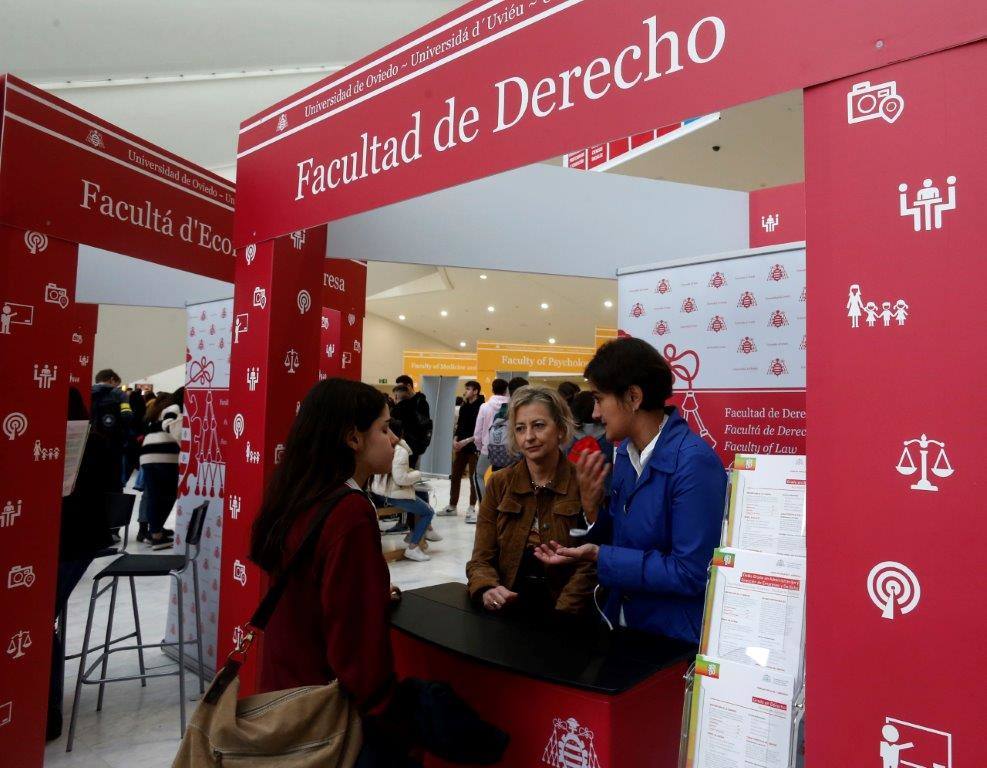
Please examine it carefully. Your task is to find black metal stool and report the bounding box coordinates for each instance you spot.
[66,501,209,751]
[58,492,138,666]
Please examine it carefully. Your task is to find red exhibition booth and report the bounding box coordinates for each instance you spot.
[221,3,986,767]
[0,0,984,765]
[0,74,238,768]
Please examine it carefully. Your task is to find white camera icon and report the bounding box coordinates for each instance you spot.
[232,560,247,587]
[44,283,69,309]
[847,80,904,125]
[7,565,36,589]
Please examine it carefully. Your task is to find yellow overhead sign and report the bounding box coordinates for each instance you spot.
[402,351,477,381]
[476,341,594,375]
[594,327,618,348]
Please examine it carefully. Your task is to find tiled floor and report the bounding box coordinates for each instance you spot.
[44,477,476,767]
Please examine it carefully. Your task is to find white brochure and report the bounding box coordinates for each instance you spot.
[700,548,806,689]
[686,656,796,768]
[725,454,806,557]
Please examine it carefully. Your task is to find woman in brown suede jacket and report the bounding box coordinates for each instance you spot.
[466,385,597,615]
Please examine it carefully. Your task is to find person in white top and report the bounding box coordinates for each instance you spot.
[371,420,440,561]
[469,377,510,520]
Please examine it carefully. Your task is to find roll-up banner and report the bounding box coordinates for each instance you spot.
[618,244,806,464]
[164,299,234,675]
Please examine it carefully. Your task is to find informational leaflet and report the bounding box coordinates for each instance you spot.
[700,549,806,689]
[686,656,795,768]
[62,420,90,497]
[725,455,806,557]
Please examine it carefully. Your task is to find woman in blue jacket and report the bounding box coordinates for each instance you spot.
[535,337,726,644]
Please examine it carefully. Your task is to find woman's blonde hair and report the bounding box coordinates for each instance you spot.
[507,385,576,453]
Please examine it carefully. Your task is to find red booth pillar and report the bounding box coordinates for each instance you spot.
[806,42,986,766]
[217,226,326,695]
[320,256,367,381]
[0,224,77,766]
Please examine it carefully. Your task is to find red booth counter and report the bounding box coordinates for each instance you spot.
[390,583,695,768]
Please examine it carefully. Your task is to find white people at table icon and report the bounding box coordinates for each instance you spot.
[880,724,914,768]
[847,285,908,329]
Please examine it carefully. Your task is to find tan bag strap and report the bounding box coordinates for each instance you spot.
[204,487,363,704]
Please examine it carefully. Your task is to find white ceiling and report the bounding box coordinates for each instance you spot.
[2,2,804,187]
[4,1,803,354]
[0,0,463,175]
[366,263,616,350]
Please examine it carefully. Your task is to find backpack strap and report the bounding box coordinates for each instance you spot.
[204,485,363,703]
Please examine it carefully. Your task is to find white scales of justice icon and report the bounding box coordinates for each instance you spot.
[896,434,953,492]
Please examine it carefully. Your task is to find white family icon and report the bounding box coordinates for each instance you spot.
[246,367,260,391]
[846,285,909,329]
[290,229,306,249]
[899,176,956,232]
[33,441,60,461]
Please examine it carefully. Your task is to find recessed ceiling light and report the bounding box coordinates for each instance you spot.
[487,306,495,313]
[603,300,614,308]
[540,302,549,310]
[479,274,488,280]
[398,314,406,321]
[440,310,449,317]
[459,341,467,348]
[548,337,556,344]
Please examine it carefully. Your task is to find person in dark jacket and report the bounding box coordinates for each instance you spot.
[535,338,727,644]
[48,387,117,740]
[390,375,432,469]
[439,381,484,518]
[90,368,133,491]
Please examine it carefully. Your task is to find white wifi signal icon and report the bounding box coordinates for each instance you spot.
[232,413,245,439]
[2,412,28,440]
[297,290,312,315]
[867,561,921,620]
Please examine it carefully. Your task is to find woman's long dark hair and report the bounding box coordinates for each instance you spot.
[250,378,387,572]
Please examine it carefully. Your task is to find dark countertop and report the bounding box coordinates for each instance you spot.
[390,582,696,695]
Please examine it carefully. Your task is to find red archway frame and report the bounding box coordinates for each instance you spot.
[0,75,235,768]
[226,3,987,767]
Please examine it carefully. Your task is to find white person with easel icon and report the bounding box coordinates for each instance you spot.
[881,724,914,768]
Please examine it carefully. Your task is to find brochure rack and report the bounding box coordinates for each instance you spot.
[679,455,807,768]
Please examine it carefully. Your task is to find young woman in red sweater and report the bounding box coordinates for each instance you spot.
[250,379,415,767]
